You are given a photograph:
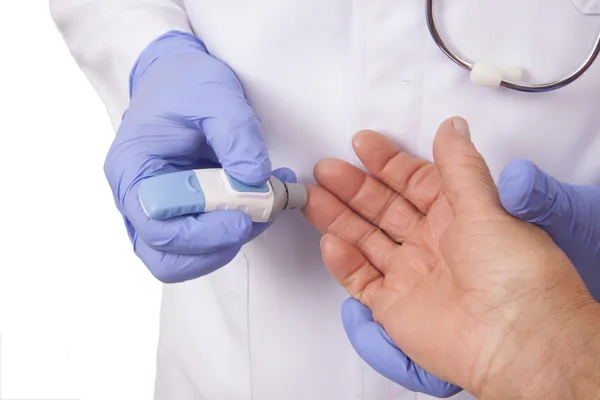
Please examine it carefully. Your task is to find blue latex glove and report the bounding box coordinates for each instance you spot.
[498,159,600,300]
[341,159,600,397]
[104,31,295,283]
[342,298,462,398]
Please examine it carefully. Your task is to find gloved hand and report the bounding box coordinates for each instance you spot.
[340,158,600,398]
[342,298,462,398]
[498,159,600,301]
[104,31,294,283]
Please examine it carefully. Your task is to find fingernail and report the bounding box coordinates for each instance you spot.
[320,234,331,246]
[452,117,471,140]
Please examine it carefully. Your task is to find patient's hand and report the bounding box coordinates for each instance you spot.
[303,118,599,399]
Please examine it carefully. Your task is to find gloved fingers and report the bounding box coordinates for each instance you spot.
[342,298,462,398]
[499,159,600,225]
[109,114,208,161]
[124,179,254,254]
[106,121,244,256]
[119,30,270,186]
[498,159,600,301]
[183,73,271,187]
[127,167,296,253]
[247,167,298,241]
[499,159,600,242]
[133,235,242,283]
[271,167,298,185]
[498,159,567,225]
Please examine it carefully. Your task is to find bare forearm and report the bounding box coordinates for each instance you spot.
[530,307,600,400]
[479,300,600,400]
[563,308,600,400]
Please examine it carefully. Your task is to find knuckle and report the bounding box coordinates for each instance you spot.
[254,162,273,181]
[201,57,241,84]
[139,227,171,249]
[142,253,185,284]
[148,264,179,284]
[455,150,487,170]
[237,163,272,186]
[133,246,180,284]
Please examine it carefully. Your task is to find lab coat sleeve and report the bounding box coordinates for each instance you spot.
[49,0,192,129]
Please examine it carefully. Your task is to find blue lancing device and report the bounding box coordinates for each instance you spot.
[138,168,308,223]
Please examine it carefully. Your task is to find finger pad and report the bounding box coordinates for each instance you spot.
[303,185,346,232]
[352,130,399,170]
[315,160,366,200]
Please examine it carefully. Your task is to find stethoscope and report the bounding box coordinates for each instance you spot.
[426,0,600,92]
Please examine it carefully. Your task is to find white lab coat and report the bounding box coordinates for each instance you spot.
[50,0,600,399]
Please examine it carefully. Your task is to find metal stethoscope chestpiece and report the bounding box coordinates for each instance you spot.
[426,0,600,92]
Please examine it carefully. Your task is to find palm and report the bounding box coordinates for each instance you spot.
[303,126,578,391]
[380,204,524,386]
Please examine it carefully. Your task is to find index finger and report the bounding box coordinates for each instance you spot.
[185,61,272,186]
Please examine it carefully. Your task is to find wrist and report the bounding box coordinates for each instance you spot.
[478,296,600,400]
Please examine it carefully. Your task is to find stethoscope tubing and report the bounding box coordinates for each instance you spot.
[426,0,600,92]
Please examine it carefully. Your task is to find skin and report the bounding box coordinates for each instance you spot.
[302,117,600,399]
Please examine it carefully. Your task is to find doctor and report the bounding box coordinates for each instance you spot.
[49,1,600,399]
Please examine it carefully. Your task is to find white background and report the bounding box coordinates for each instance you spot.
[0,2,162,399]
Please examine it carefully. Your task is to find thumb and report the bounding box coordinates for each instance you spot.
[433,117,501,215]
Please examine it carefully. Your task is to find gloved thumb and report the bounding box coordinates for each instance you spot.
[433,118,500,215]
[341,298,462,398]
[498,159,600,300]
[246,167,298,241]
[498,159,570,226]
